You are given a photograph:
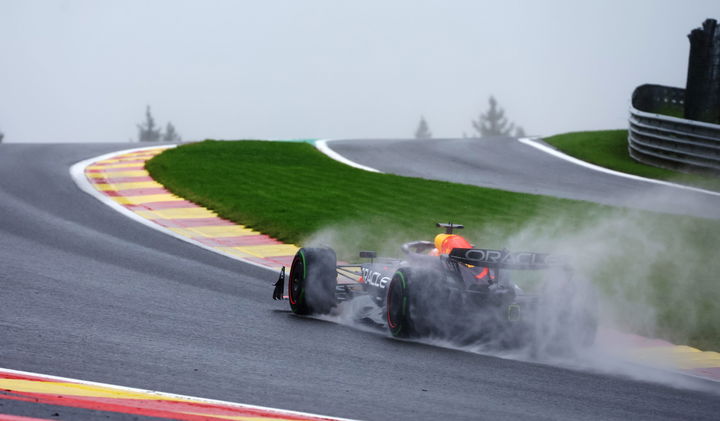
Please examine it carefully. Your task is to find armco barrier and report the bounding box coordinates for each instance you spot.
[628,84,720,175]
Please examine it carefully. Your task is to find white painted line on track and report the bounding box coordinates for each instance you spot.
[68,144,720,389]
[0,367,358,421]
[317,137,720,199]
[315,139,383,173]
[69,145,278,274]
[519,137,720,197]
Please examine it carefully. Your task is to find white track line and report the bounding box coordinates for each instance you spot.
[519,137,720,197]
[317,137,720,199]
[69,145,278,274]
[0,367,356,421]
[69,146,357,419]
[315,139,382,173]
[69,143,720,389]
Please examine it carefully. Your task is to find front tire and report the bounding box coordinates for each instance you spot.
[288,247,337,315]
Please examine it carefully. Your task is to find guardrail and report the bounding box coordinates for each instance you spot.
[628,84,720,175]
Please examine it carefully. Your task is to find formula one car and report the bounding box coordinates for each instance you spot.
[273,223,597,348]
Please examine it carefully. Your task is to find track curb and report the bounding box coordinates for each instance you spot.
[70,144,296,273]
[70,142,720,385]
[0,368,357,421]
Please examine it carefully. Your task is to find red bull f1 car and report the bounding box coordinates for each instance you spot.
[273,223,597,348]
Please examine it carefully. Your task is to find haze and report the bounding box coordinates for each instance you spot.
[0,0,717,143]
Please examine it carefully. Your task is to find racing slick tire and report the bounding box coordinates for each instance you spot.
[386,267,449,339]
[288,247,337,315]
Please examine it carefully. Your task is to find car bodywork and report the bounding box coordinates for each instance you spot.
[274,223,597,348]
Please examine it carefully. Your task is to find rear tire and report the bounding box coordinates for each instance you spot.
[288,247,337,315]
[386,267,448,338]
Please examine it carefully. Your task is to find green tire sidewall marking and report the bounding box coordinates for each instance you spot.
[300,250,307,280]
[397,270,407,317]
[397,270,407,290]
[507,303,520,322]
[389,270,408,336]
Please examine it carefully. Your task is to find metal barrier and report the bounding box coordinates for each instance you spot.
[628,84,720,175]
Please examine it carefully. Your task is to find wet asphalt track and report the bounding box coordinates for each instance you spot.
[1,143,720,421]
[327,137,720,219]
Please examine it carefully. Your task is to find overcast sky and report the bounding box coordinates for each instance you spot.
[0,0,717,143]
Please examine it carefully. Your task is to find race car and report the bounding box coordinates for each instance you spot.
[273,223,597,348]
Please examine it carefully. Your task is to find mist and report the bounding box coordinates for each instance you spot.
[1,0,718,142]
[303,184,720,392]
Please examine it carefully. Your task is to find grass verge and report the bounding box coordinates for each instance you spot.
[146,140,720,351]
[543,130,720,192]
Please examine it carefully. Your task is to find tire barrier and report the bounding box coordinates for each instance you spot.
[628,84,720,175]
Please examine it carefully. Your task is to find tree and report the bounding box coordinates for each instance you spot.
[0,131,4,143]
[162,122,181,142]
[414,115,432,139]
[137,106,162,142]
[472,96,524,138]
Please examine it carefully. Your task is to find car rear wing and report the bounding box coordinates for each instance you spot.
[448,248,568,270]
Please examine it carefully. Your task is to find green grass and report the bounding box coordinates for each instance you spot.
[146,140,606,249]
[146,140,720,351]
[544,130,720,192]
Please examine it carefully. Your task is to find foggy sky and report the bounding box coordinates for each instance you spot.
[0,0,717,143]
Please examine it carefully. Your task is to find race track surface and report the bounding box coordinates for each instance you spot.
[327,137,720,219]
[1,143,719,421]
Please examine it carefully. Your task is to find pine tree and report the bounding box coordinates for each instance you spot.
[415,116,432,139]
[472,96,524,137]
[163,122,181,142]
[137,106,162,142]
[0,131,4,143]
